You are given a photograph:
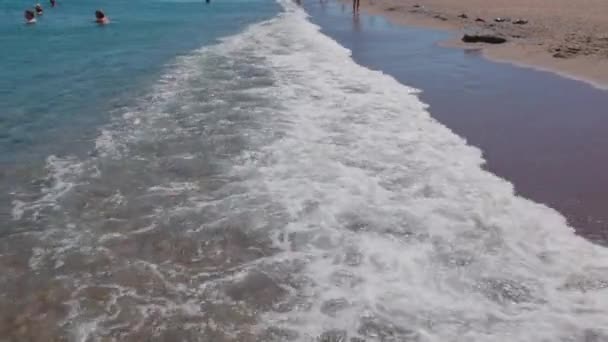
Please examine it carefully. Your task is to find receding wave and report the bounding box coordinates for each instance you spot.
[4,0,608,341]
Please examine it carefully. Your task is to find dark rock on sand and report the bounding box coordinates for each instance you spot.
[513,19,528,25]
[458,13,468,19]
[462,33,507,44]
[567,46,582,53]
[552,47,568,58]
[551,45,585,58]
[475,17,486,23]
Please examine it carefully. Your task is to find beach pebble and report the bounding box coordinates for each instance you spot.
[513,19,528,25]
[494,17,507,23]
[458,13,468,19]
[475,17,486,22]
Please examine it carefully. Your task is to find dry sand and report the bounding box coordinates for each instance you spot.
[357,0,608,88]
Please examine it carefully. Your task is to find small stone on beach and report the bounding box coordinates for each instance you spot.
[458,13,468,19]
[475,18,486,22]
[513,19,528,25]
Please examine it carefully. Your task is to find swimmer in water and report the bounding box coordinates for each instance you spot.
[24,9,36,23]
[95,9,109,24]
[50,0,56,8]
[35,3,43,15]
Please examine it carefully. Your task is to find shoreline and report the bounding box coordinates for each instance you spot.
[305,0,608,244]
[355,0,608,90]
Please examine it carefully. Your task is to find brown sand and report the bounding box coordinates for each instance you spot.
[357,0,608,88]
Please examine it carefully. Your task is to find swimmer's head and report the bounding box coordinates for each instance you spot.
[24,9,35,20]
[95,10,105,19]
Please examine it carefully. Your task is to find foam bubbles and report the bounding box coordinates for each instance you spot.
[220,1,608,340]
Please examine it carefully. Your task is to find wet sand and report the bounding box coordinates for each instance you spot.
[306,0,608,244]
[349,0,608,89]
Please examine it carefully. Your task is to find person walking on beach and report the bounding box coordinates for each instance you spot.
[352,0,360,13]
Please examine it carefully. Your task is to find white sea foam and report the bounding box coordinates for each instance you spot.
[208,1,608,340]
[11,155,84,221]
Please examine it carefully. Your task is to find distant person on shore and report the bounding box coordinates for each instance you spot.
[95,9,109,24]
[352,0,360,13]
[24,9,36,24]
[50,0,56,8]
[35,3,43,15]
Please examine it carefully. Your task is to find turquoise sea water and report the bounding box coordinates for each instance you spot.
[0,0,279,162]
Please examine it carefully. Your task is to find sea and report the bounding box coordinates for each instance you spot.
[1,0,607,340]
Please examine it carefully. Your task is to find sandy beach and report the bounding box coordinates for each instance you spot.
[356,0,608,88]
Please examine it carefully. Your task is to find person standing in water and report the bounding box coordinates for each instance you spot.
[35,3,43,15]
[50,0,56,8]
[95,9,109,24]
[24,9,36,24]
[352,0,360,13]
